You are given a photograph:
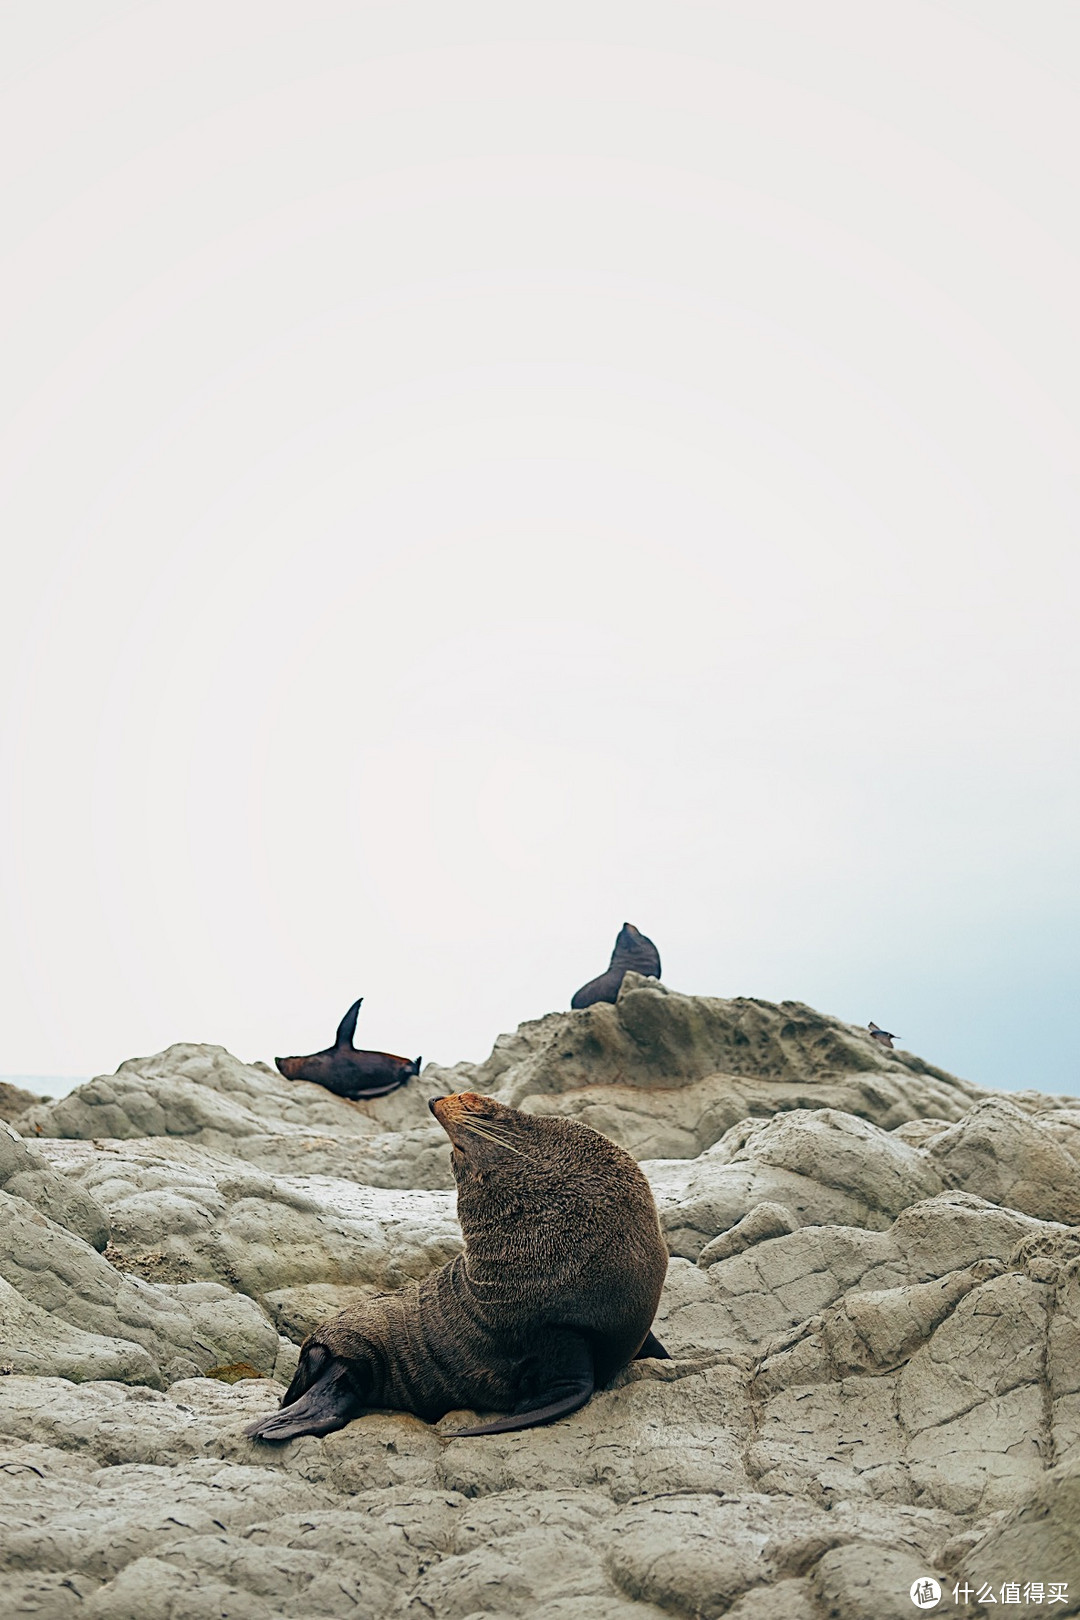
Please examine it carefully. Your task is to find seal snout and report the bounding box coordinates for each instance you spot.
[429,1091,494,1134]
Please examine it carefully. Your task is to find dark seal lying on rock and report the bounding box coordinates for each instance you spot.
[570,922,661,1009]
[275,999,421,1100]
[245,1092,670,1441]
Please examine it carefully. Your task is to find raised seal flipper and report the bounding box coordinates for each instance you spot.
[334,999,363,1049]
[244,1342,369,1443]
[450,1330,594,1437]
[634,1329,671,1360]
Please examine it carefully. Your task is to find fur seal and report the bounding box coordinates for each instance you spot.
[571,922,661,1009]
[275,999,420,1100]
[245,1092,669,1442]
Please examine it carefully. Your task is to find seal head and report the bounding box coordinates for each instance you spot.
[275,999,421,1100]
[245,1092,669,1442]
[571,922,661,1009]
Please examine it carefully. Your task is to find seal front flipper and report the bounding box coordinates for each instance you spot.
[634,1329,671,1360]
[451,1331,594,1437]
[244,1341,370,1443]
[334,998,363,1049]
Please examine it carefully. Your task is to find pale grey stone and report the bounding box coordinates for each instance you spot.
[697,1200,799,1266]
[0,1122,109,1250]
[0,1191,279,1385]
[813,1542,941,1620]
[0,1079,47,1123]
[0,996,1077,1618]
[928,1097,1080,1224]
[940,1463,1080,1618]
[31,1138,462,1295]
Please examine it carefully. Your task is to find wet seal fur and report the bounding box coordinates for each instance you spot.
[571,922,661,1009]
[275,999,421,1100]
[245,1092,670,1441]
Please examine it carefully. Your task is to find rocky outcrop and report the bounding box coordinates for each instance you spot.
[0,1079,47,1122]
[1,1120,109,1250]
[1,981,1077,1617]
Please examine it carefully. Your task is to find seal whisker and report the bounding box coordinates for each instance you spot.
[459,1120,537,1160]
[461,1121,523,1151]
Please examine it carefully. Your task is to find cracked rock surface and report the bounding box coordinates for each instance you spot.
[2,982,1078,1617]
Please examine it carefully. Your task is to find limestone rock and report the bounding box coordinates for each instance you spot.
[0,1121,109,1250]
[650,1106,946,1260]
[33,1137,462,1294]
[18,1042,433,1145]
[1,993,1077,1616]
[433,979,989,1160]
[928,1097,1080,1224]
[0,1189,279,1385]
[0,1078,47,1122]
[940,1463,1080,1617]
[0,1274,160,1384]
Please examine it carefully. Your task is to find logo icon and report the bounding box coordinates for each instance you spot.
[910,1578,941,1610]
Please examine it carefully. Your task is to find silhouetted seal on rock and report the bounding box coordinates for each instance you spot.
[275,999,420,1100]
[245,1092,669,1441]
[571,922,661,1009]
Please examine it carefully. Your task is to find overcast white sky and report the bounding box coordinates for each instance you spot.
[1,1,1077,1096]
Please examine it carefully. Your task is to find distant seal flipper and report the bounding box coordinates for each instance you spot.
[335,999,362,1048]
[450,1330,595,1437]
[245,1342,370,1443]
[634,1330,670,1360]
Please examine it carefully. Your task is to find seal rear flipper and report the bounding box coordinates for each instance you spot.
[450,1380,594,1437]
[334,998,363,1049]
[634,1330,671,1360]
[244,1343,370,1443]
[450,1331,594,1437]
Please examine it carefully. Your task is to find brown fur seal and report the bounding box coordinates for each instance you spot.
[275,999,420,1100]
[571,922,661,1009]
[245,1092,669,1441]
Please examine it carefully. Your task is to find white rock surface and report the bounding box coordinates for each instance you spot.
[2,982,1078,1617]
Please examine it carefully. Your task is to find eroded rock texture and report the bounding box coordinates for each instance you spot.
[1,981,1078,1617]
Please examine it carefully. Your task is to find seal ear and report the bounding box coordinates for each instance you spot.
[334,999,363,1050]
